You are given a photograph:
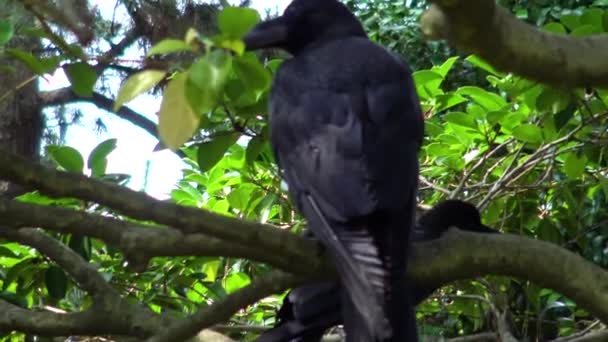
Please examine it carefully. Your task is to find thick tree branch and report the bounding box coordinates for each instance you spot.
[0,197,318,274]
[39,88,158,140]
[420,0,608,88]
[0,148,322,273]
[0,300,128,336]
[411,229,608,324]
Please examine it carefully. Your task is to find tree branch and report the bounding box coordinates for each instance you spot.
[1,149,608,339]
[0,148,324,274]
[0,197,317,274]
[146,271,302,342]
[420,0,608,88]
[39,88,158,140]
[0,227,118,300]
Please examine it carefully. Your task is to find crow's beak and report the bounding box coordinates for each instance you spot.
[244,17,288,51]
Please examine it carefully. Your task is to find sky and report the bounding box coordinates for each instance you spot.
[39,0,289,199]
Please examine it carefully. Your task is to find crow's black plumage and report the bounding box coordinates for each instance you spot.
[255,200,498,342]
[244,1,424,340]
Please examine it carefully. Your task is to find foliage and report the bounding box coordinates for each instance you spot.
[1,1,608,341]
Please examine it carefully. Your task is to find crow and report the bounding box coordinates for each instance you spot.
[255,200,498,342]
[244,0,424,340]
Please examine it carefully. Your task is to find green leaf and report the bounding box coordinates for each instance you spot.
[87,138,117,177]
[3,258,36,291]
[186,51,232,114]
[6,49,52,75]
[600,177,608,202]
[197,133,240,172]
[224,272,251,294]
[0,20,13,45]
[218,7,261,39]
[537,219,562,245]
[543,22,567,34]
[114,70,166,111]
[147,39,194,57]
[486,110,508,126]
[413,70,444,99]
[443,112,477,130]
[432,56,458,78]
[536,87,571,114]
[413,70,443,87]
[45,266,68,300]
[560,14,581,31]
[64,62,98,97]
[158,73,201,150]
[512,124,543,143]
[46,145,85,173]
[0,291,27,308]
[465,55,503,76]
[456,86,506,111]
[434,93,466,113]
[227,186,254,211]
[68,235,91,261]
[245,136,265,165]
[554,103,577,131]
[581,9,604,31]
[202,260,221,282]
[571,24,600,36]
[0,246,18,258]
[564,153,587,179]
[233,54,271,93]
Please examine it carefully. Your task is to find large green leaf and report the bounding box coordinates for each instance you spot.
[536,87,571,114]
[87,138,117,177]
[0,20,13,45]
[68,235,91,261]
[465,55,504,76]
[46,145,85,173]
[6,49,59,75]
[64,62,98,97]
[563,153,587,179]
[186,51,232,115]
[224,272,251,294]
[202,260,221,282]
[245,136,266,165]
[233,54,271,93]
[45,266,68,300]
[434,93,466,113]
[114,70,166,111]
[147,39,193,57]
[218,7,260,39]
[543,22,567,34]
[456,86,507,111]
[443,112,478,130]
[197,133,240,172]
[431,56,459,78]
[158,74,201,150]
[512,124,543,143]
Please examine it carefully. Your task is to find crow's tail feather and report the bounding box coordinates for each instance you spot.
[303,194,418,341]
[303,195,391,339]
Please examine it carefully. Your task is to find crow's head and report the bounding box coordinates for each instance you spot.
[419,200,494,234]
[244,0,366,55]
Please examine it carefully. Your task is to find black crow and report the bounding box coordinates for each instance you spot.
[244,0,424,340]
[255,200,498,342]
